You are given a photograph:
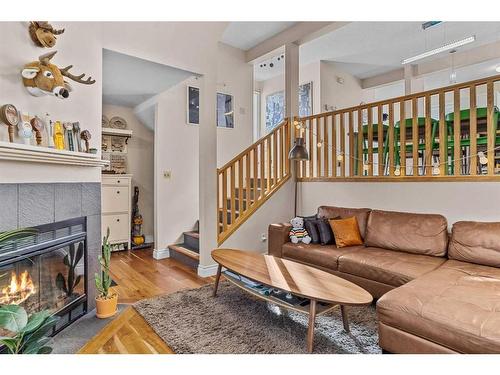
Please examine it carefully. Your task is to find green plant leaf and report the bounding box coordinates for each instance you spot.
[37,346,53,354]
[21,310,51,334]
[23,336,51,354]
[0,337,19,354]
[0,305,28,333]
[22,316,58,351]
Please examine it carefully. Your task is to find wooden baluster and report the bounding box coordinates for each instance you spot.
[357,109,363,176]
[453,89,461,175]
[340,112,346,177]
[253,146,259,204]
[245,152,251,212]
[438,92,446,176]
[238,158,243,216]
[367,107,373,176]
[332,114,337,177]
[217,171,221,234]
[260,141,265,199]
[425,95,432,176]
[286,121,291,177]
[487,81,495,175]
[230,164,236,225]
[470,85,477,175]
[266,137,271,191]
[308,119,313,178]
[316,117,322,178]
[324,115,329,177]
[388,103,394,176]
[399,100,406,176]
[278,127,283,181]
[349,111,354,177]
[273,129,278,186]
[412,98,418,176]
[222,169,228,232]
[377,105,383,176]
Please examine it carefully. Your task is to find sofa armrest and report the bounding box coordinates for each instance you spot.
[268,223,291,258]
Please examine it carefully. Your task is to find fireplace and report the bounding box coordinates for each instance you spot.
[0,217,88,334]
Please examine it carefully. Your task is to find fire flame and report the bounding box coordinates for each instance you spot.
[0,271,36,305]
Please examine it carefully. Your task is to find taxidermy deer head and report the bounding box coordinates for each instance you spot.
[29,21,65,48]
[21,51,95,99]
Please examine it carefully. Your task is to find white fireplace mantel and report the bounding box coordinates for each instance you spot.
[0,141,109,168]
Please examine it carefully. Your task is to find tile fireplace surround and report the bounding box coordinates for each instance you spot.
[0,183,101,310]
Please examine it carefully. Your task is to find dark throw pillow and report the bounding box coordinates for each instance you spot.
[304,220,320,244]
[316,218,336,245]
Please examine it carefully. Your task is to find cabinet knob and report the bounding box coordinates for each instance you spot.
[117,180,121,183]
[117,190,120,194]
[117,218,120,222]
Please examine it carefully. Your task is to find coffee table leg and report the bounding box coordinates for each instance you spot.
[212,264,222,297]
[307,299,317,353]
[341,305,350,333]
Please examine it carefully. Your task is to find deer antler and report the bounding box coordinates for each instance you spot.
[60,65,96,85]
[39,51,58,65]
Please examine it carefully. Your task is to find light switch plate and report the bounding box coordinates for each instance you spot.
[164,171,172,179]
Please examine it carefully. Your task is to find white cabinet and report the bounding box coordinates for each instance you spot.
[102,174,132,250]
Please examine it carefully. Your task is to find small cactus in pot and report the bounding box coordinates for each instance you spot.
[94,228,117,318]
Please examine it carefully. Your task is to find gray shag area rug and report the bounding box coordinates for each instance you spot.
[134,281,381,354]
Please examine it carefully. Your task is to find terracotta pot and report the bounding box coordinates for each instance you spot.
[95,293,118,319]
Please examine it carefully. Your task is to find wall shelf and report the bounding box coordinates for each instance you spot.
[0,141,110,168]
[102,127,133,139]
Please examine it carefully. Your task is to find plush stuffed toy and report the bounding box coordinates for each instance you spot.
[289,217,312,244]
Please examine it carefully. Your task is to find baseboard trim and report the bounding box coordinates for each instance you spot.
[197,263,219,278]
[153,247,170,260]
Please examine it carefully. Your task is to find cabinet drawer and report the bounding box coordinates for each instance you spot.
[102,214,129,242]
[102,176,130,186]
[102,186,129,213]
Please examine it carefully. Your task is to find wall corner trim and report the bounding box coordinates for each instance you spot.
[197,263,219,278]
[152,247,170,260]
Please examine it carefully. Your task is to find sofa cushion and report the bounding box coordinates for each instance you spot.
[377,260,500,353]
[317,206,371,239]
[282,242,362,271]
[329,217,363,248]
[338,247,446,287]
[449,221,500,268]
[304,220,320,244]
[316,219,335,245]
[365,209,448,257]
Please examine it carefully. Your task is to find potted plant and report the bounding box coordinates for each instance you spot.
[0,305,58,354]
[94,228,117,318]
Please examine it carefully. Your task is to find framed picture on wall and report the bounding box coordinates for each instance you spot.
[187,85,200,125]
[216,92,234,128]
[265,82,313,133]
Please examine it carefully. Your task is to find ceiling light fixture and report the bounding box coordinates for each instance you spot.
[496,66,500,73]
[401,35,476,65]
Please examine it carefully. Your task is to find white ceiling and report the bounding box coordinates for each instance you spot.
[102,49,194,108]
[300,21,500,79]
[221,22,297,51]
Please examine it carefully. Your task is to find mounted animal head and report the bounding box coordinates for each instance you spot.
[29,21,65,48]
[21,51,95,99]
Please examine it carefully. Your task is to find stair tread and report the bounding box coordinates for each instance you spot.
[168,243,200,260]
[183,231,200,239]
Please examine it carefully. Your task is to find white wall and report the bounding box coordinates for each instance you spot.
[154,78,200,251]
[320,61,363,111]
[103,104,154,238]
[216,43,254,166]
[299,181,500,227]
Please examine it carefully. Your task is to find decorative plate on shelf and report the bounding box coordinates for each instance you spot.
[102,115,109,128]
[109,116,127,129]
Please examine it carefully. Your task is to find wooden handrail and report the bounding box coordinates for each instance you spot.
[298,74,500,182]
[217,119,291,245]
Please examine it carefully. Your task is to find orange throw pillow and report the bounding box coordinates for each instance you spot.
[329,217,363,248]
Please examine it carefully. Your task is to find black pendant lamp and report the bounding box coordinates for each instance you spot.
[288,137,309,161]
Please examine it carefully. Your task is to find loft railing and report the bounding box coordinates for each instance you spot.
[217,119,291,245]
[297,74,500,181]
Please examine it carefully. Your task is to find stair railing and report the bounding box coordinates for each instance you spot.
[217,119,291,245]
[297,74,500,181]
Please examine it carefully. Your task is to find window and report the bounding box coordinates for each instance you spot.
[187,86,199,125]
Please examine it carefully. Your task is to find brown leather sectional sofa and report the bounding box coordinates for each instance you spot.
[268,205,500,353]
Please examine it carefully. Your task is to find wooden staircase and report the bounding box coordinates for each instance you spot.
[217,119,292,245]
[168,228,200,269]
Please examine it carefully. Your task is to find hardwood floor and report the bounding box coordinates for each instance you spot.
[79,248,213,354]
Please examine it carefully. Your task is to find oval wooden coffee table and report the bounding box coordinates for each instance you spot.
[211,249,373,353]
